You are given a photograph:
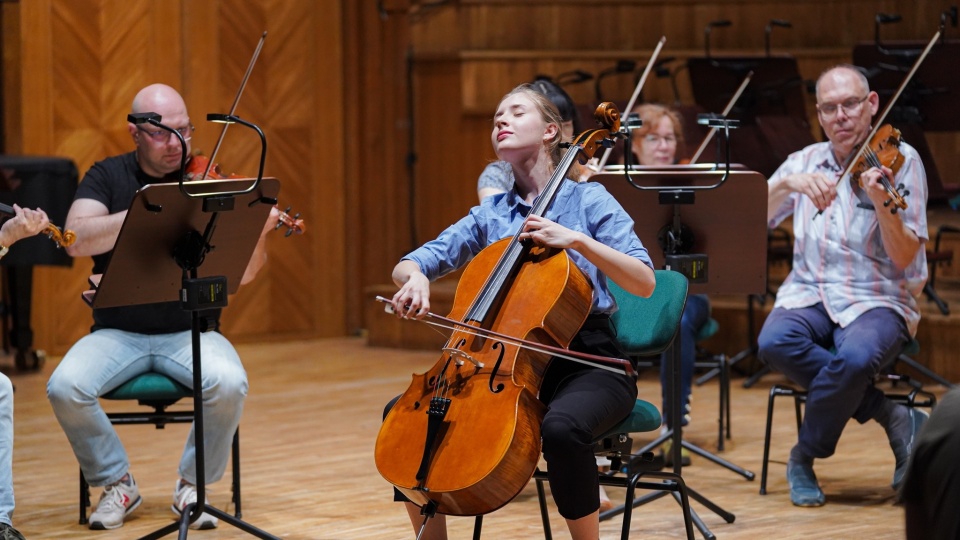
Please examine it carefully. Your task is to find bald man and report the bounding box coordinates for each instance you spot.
[47,84,274,531]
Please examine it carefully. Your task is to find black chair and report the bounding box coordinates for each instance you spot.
[758,345,937,495]
[78,372,241,524]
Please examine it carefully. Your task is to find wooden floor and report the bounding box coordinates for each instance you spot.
[2,337,945,539]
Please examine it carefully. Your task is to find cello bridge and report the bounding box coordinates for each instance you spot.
[441,347,484,369]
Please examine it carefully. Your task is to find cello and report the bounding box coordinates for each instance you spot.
[375,102,629,517]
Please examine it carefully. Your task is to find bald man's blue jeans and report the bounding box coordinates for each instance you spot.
[757,303,908,459]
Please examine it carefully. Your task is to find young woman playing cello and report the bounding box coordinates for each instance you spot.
[387,84,656,540]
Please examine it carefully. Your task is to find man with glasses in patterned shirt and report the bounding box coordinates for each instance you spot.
[757,65,929,507]
[47,84,277,531]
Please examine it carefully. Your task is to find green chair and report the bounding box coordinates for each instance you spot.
[534,270,696,539]
[78,372,242,525]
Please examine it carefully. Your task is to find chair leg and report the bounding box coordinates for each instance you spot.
[535,474,553,540]
[79,469,90,525]
[760,386,777,495]
[624,471,696,540]
[232,427,242,518]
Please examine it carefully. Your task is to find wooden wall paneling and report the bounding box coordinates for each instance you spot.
[350,4,424,334]
[20,0,89,356]
[1,1,22,154]
[10,0,352,354]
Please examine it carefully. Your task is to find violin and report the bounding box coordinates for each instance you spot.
[185,154,306,236]
[849,124,908,213]
[0,202,75,248]
[375,102,629,517]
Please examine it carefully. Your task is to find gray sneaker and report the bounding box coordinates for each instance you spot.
[88,474,142,530]
[0,523,26,540]
[171,480,218,530]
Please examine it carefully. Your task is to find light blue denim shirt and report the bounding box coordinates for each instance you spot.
[403,179,653,315]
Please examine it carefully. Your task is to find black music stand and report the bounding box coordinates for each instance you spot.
[593,162,766,540]
[84,177,282,540]
[686,56,814,178]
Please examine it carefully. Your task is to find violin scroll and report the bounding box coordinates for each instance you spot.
[276,206,306,236]
[45,224,76,248]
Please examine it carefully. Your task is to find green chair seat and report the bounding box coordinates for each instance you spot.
[608,270,689,357]
[597,399,662,440]
[103,372,191,402]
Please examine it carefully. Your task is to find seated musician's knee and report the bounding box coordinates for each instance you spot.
[541,413,591,457]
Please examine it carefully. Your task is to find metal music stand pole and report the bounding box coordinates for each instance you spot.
[594,118,764,539]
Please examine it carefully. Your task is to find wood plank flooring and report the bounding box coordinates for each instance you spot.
[2,337,943,539]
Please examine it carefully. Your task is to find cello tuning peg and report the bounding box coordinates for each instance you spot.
[285,228,294,237]
[293,212,301,219]
[284,206,292,213]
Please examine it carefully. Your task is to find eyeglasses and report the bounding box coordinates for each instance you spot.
[642,134,677,146]
[817,96,868,118]
[137,124,194,142]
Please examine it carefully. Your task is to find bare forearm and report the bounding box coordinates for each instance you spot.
[571,233,655,298]
[877,213,922,271]
[64,212,126,257]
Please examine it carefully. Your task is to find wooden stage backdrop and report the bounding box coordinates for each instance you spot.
[2,0,959,383]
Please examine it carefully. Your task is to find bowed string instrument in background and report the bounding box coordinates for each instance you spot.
[0,202,75,248]
[185,31,305,237]
[816,29,941,218]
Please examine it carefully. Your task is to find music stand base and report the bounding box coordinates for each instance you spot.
[137,504,280,540]
[636,430,754,481]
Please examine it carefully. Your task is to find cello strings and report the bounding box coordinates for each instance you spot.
[414,317,630,376]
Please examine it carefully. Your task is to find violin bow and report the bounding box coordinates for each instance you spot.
[375,296,636,377]
[687,70,753,164]
[813,29,940,219]
[201,31,268,180]
[594,36,667,171]
[834,30,939,189]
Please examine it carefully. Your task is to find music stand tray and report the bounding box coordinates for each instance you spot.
[83,177,282,540]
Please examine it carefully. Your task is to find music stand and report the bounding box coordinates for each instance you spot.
[592,164,767,539]
[686,56,814,178]
[84,177,282,540]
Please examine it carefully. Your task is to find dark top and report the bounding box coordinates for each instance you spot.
[75,152,221,334]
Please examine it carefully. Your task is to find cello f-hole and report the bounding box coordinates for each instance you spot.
[488,341,507,394]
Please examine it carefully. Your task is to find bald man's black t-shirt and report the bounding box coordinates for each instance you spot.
[75,152,221,334]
